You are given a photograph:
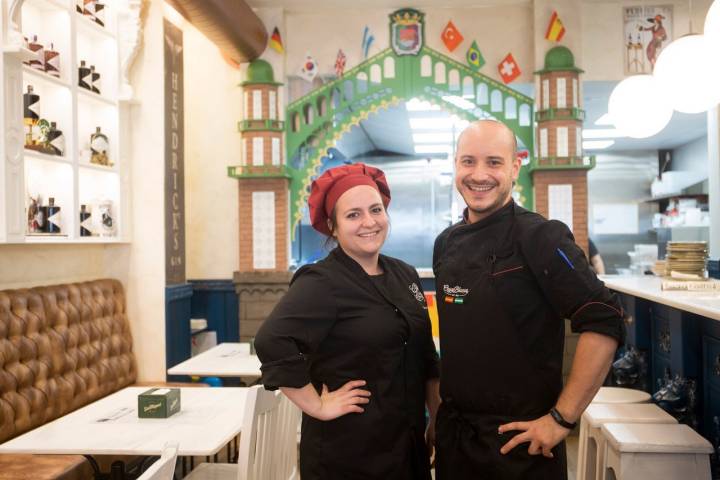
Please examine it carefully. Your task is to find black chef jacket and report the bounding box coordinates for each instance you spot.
[432,200,624,480]
[255,247,440,480]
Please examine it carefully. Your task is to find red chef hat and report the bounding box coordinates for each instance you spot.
[308,163,391,236]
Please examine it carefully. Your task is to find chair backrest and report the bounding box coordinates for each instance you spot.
[236,386,300,480]
[137,442,179,480]
[275,393,301,480]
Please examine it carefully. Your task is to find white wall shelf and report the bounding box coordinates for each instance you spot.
[22,65,71,89]
[1,0,128,244]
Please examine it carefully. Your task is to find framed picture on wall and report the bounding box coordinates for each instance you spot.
[623,5,673,75]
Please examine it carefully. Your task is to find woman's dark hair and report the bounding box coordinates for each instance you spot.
[323,207,338,250]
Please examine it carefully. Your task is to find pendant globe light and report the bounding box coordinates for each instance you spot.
[653,0,720,113]
[705,0,720,47]
[609,75,673,138]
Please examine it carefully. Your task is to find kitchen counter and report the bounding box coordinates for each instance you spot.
[600,275,720,321]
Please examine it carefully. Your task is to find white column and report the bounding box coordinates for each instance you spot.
[708,106,720,258]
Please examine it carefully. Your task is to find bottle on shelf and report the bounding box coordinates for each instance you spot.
[46,197,61,234]
[98,199,114,236]
[78,60,92,90]
[27,195,45,234]
[94,2,105,27]
[80,204,93,236]
[90,65,101,94]
[90,126,110,166]
[28,35,44,71]
[23,85,40,147]
[44,43,60,78]
[46,122,65,156]
[22,36,31,66]
[83,0,96,20]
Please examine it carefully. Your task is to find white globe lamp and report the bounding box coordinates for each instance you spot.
[653,33,720,113]
[608,75,673,138]
[705,0,720,48]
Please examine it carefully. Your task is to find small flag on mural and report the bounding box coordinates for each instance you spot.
[545,11,566,42]
[498,53,521,84]
[299,55,319,82]
[361,26,375,59]
[466,40,485,70]
[441,20,464,52]
[269,27,284,53]
[335,49,347,77]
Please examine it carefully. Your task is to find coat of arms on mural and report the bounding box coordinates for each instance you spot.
[389,8,424,56]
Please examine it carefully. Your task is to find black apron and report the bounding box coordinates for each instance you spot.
[434,204,567,480]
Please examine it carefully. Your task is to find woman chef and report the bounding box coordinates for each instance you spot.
[254,163,441,480]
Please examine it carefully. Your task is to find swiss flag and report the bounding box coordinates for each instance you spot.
[498,53,521,84]
[441,21,464,52]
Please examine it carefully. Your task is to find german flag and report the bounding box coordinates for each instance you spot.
[269,27,284,54]
[545,11,566,42]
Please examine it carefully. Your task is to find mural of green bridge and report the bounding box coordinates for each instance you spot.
[285,45,535,237]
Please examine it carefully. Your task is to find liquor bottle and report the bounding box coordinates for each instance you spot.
[90,127,109,166]
[27,195,43,233]
[90,65,101,94]
[22,36,30,66]
[44,43,60,78]
[78,60,91,90]
[46,197,61,234]
[94,2,105,27]
[83,0,96,20]
[98,199,114,236]
[46,122,65,156]
[80,204,93,236]
[23,85,40,147]
[28,35,44,71]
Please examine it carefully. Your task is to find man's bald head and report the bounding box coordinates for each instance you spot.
[455,120,517,159]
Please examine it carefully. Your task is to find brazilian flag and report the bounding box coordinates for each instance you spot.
[466,40,485,70]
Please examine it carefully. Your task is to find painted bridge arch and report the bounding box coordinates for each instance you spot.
[285,46,535,235]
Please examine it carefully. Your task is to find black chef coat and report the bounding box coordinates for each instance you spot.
[255,247,440,480]
[432,200,624,480]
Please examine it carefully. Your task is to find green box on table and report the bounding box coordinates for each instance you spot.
[138,388,181,418]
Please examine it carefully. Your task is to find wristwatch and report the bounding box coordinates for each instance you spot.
[549,407,576,429]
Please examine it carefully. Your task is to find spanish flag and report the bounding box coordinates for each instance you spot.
[269,27,284,54]
[545,11,566,42]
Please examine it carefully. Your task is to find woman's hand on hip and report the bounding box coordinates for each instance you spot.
[310,380,371,421]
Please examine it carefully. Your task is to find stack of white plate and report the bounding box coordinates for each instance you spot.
[665,241,708,278]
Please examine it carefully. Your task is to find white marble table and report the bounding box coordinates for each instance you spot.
[600,275,720,321]
[0,387,248,457]
[167,343,262,378]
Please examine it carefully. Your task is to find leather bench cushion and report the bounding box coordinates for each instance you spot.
[0,279,137,443]
[0,454,92,480]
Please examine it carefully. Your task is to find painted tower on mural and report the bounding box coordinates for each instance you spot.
[230,59,289,272]
[532,46,594,254]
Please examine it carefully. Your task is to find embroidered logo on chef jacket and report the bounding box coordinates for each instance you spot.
[408,283,427,307]
[443,284,468,304]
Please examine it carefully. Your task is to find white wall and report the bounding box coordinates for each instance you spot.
[673,135,710,173]
[183,21,243,280]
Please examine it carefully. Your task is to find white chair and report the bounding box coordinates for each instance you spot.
[591,387,651,404]
[137,442,179,480]
[185,385,301,480]
[576,403,677,480]
[601,423,713,480]
[576,387,653,480]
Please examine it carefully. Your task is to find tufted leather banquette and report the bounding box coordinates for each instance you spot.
[0,279,137,478]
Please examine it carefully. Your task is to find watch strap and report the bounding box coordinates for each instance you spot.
[549,407,576,429]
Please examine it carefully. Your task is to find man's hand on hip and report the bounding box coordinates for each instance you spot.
[498,414,571,458]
